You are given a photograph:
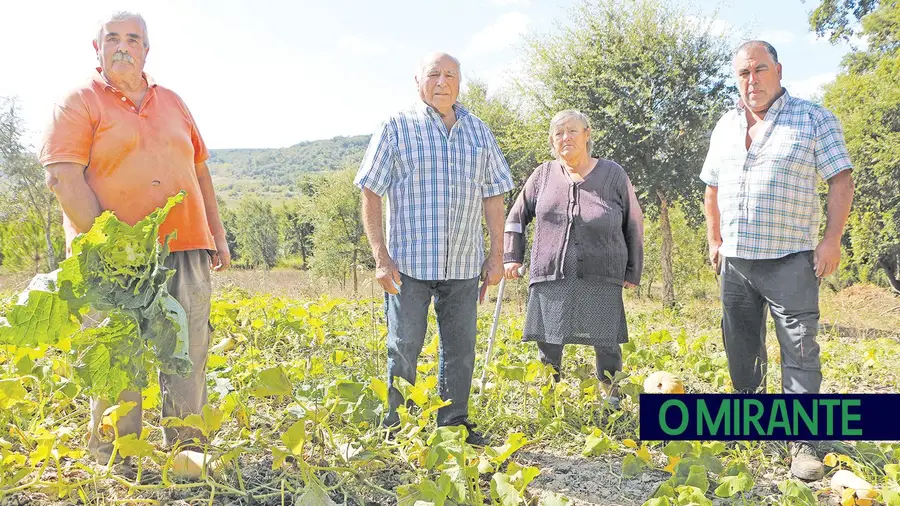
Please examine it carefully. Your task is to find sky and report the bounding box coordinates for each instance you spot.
[0,0,865,152]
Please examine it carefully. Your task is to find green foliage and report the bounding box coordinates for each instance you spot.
[459,78,546,208]
[276,199,315,266]
[0,191,192,401]
[0,97,65,273]
[640,203,714,299]
[821,0,900,291]
[0,210,65,274]
[207,135,371,204]
[235,197,280,269]
[1,281,900,504]
[308,169,371,291]
[522,0,734,214]
[808,0,880,45]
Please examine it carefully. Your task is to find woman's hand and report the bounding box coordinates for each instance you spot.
[504,262,524,279]
[624,281,637,289]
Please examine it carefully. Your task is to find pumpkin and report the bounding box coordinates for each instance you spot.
[830,469,877,505]
[643,371,685,394]
[172,450,216,479]
[210,337,235,354]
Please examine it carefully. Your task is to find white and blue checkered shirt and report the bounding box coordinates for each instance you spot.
[700,89,853,260]
[354,101,514,280]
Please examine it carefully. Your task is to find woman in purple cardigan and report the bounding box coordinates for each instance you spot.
[503,109,644,406]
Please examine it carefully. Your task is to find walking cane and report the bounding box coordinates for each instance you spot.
[479,265,526,389]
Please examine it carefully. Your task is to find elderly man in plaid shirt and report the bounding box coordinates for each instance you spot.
[701,41,855,480]
[355,52,514,446]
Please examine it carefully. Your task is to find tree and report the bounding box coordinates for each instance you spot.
[276,199,315,267]
[235,197,279,269]
[522,0,734,307]
[0,97,63,272]
[459,78,545,208]
[807,0,880,44]
[216,195,240,263]
[816,0,900,293]
[308,169,371,293]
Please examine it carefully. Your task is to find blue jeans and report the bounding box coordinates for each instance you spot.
[383,273,479,428]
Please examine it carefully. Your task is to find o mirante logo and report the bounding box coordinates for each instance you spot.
[638,394,898,441]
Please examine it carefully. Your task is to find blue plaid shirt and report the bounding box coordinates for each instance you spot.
[700,89,853,260]
[354,101,514,280]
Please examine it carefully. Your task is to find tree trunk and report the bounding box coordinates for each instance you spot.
[657,188,676,308]
[352,248,359,294]
[878,257,900,295]
[300,235,308,269]
[44,206,58,271]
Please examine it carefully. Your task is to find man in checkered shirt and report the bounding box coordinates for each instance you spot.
[701,41,855,481]
[355,52,514,446]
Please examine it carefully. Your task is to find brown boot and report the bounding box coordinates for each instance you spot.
[789,442,824,481]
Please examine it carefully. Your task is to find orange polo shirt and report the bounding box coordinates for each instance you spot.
[39,68,215,254]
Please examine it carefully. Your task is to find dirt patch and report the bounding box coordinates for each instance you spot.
[516,449,671,505]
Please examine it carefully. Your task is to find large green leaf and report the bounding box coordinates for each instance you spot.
[490,473,522,506]
[115,434,155,458]
[2,191,191,402]
[0,379,28,409]
[252,366,293,397]
[1,279,77,347]
[714,472,754,498]
[281,419,307,456]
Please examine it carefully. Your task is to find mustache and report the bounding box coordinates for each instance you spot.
[112,51,134,63]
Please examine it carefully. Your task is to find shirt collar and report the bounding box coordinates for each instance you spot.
[92,66,157,91]
[417,100,469,120]
[736,87,791,115]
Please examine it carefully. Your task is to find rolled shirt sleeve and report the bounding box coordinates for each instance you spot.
[813,108,854,180]
[481,128,515,198]
[354,119,396,197]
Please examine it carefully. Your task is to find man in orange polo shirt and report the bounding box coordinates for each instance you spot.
[39,11,230,465]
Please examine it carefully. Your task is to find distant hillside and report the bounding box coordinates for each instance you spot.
[208,134,371,204]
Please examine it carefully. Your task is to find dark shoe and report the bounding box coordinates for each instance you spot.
[459,421,491,447]
[465,428,491,447]
[790,442,824,481]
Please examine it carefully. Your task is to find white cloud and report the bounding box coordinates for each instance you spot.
[682,16,731,38]
[468,12,531,55]
[785,72,836,99]
[338,35,387,55]
[756,30,795,45]
[807,31,828,45]
[807,29,869,51]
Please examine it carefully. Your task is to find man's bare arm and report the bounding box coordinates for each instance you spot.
[44,162,101,233]
[482,194,505,286]
[362,188,400,293]
[703,185,722,270]
[196,161,231,270]
[815,170,854,277]
[822,170,854,245]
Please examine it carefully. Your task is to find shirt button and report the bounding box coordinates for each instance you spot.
[121,96,127,102]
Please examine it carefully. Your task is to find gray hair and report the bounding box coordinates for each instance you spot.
[548,109,594,158]
[96,11,150,48]
[734,40,778,63]
[416,52,462,81]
